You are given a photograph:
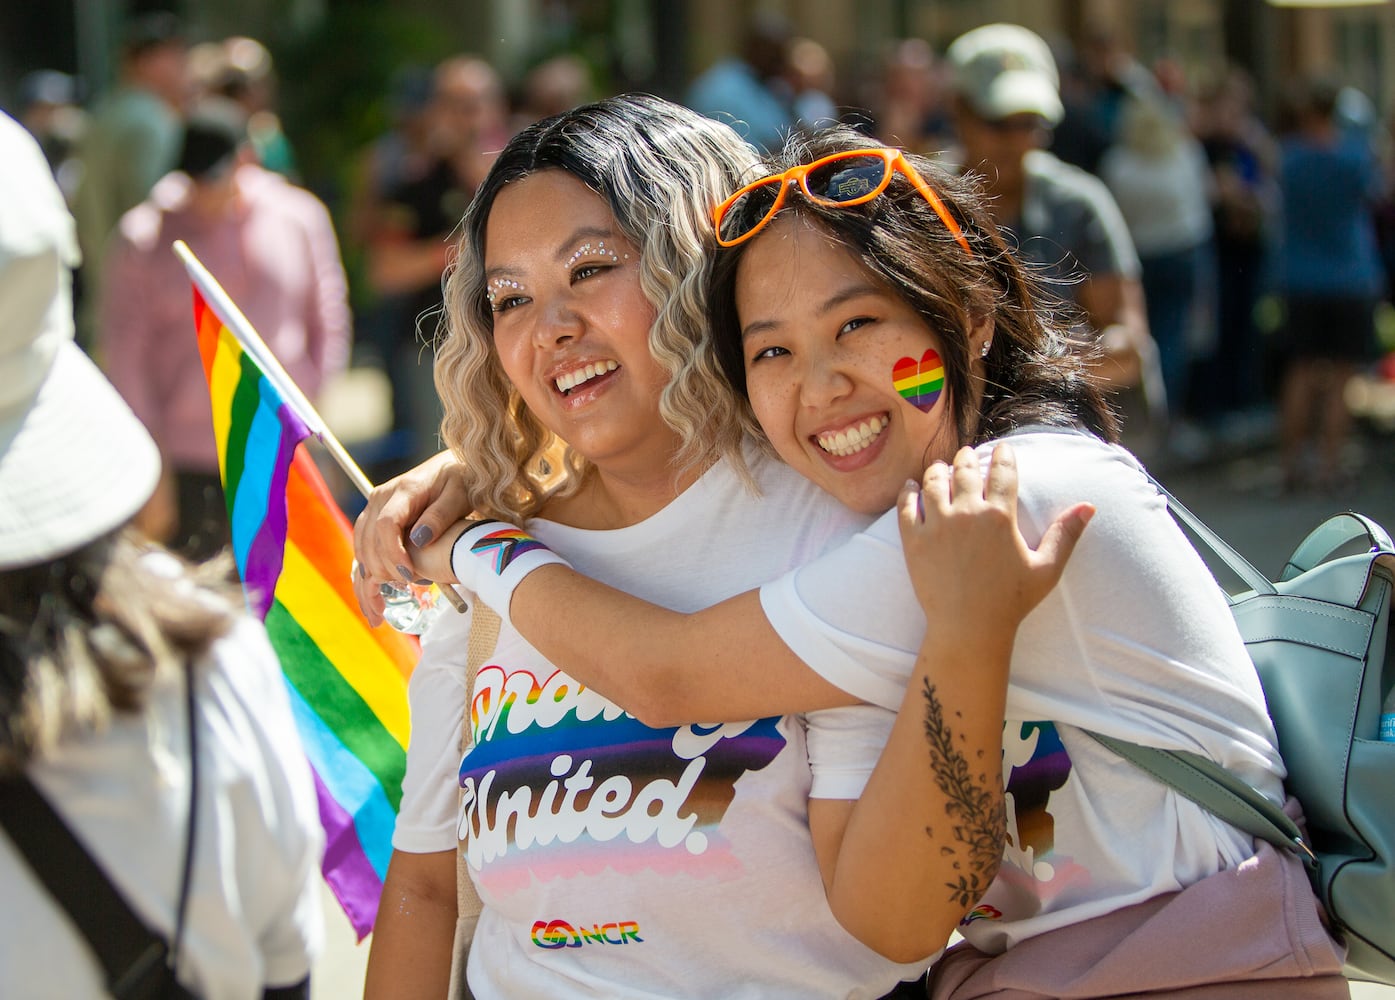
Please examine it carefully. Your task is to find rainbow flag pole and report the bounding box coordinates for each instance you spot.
[172,239,428,940]
[175,239,468,625]
[173,240,373,498]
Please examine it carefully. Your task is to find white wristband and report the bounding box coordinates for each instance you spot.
[449,520,570,628]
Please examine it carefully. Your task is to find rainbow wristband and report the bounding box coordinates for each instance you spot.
[449,519,571,628]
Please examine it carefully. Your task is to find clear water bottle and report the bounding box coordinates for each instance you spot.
[381,582,449,636]
[1381,684,1395,742]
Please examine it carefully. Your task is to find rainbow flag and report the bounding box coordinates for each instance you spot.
[192,285,418,941]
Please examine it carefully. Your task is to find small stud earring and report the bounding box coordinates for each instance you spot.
[980,341,991,358]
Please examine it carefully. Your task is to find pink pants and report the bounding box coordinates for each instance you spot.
[929,833,1347,999]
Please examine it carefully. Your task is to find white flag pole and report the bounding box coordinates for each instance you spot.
[174,241,469,615]
[173,239,374,499]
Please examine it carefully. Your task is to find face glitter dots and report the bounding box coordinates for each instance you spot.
[565,240,622,269]
[486,277,525,309]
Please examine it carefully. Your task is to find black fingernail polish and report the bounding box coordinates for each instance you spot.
[396,565,414,582]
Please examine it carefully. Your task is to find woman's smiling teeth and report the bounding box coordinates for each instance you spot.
[816,415,890,457]
[556,360,619,394]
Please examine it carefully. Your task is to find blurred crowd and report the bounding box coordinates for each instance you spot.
[11,10,1395,553]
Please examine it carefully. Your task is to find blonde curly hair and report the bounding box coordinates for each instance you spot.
[433,94,762,521]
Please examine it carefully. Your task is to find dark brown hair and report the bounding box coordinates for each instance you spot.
[710,127,1119,449]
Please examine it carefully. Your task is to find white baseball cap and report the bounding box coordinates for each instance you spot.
[0,112,161,569]
[947,23,1064,126]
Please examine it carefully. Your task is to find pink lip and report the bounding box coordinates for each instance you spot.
[807,416,891,473]
[544,356,616,383]
[543,355,622,400]
[553,366,620,407]
[808,411,891,440]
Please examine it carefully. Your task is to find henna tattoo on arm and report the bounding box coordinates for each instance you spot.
[921,676,1006,909]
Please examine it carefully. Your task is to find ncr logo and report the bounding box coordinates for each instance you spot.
[531,919,644,949]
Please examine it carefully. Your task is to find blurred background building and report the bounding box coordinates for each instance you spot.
[6,3,1395,110]
[4,0,1393,485]
[7,3,1395,159]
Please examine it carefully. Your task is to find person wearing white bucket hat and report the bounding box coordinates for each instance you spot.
[0,121,162,567]
[0,111,324,1000]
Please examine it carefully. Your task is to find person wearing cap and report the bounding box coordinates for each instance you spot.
[71,12,190,352]
[0,110,323,1000]
[946,23,1164,446]
[98,98,351,561]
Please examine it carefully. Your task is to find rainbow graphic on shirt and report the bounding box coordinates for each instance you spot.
[532,919,644,949]
[457,663,784,895]
[469,527,548,575]
[892,348,945,412]
[1004,721,1071,859]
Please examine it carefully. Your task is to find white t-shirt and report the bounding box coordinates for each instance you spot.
[760,430,1285,954]
[1,615,325,999]
[394,454,930,998]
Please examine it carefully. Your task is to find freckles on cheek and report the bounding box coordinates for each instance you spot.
[748,377,794,418]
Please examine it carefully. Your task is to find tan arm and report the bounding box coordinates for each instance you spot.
[1080,273,1152,390]
[511,576,856,724]
[810,627,1013,961]
[363,849,457,999]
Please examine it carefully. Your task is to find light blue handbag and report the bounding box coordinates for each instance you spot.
[1092,486,1395,985]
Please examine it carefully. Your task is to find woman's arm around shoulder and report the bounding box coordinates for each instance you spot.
[406,527,856,726]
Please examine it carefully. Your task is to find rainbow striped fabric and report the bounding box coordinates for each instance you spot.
[192,286,418,940]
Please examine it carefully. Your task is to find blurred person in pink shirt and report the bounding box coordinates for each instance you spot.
[99,99,351,559]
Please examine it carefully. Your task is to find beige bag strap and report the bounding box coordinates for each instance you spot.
[457,599,498,918]
[448,595,499,1000]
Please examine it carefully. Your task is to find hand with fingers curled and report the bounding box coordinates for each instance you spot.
[351,450,476,627]
[897,442,1095,640]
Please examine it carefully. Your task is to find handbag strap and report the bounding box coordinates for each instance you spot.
[1145,474,1277,598]
[1281,511,1395,582]
[0,657,200,999]
[1084,729,1317,870]
[0,776,181,996]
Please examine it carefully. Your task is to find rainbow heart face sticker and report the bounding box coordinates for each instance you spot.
[892,348,945,412]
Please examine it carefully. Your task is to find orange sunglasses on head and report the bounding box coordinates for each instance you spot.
[713,147,972,255]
